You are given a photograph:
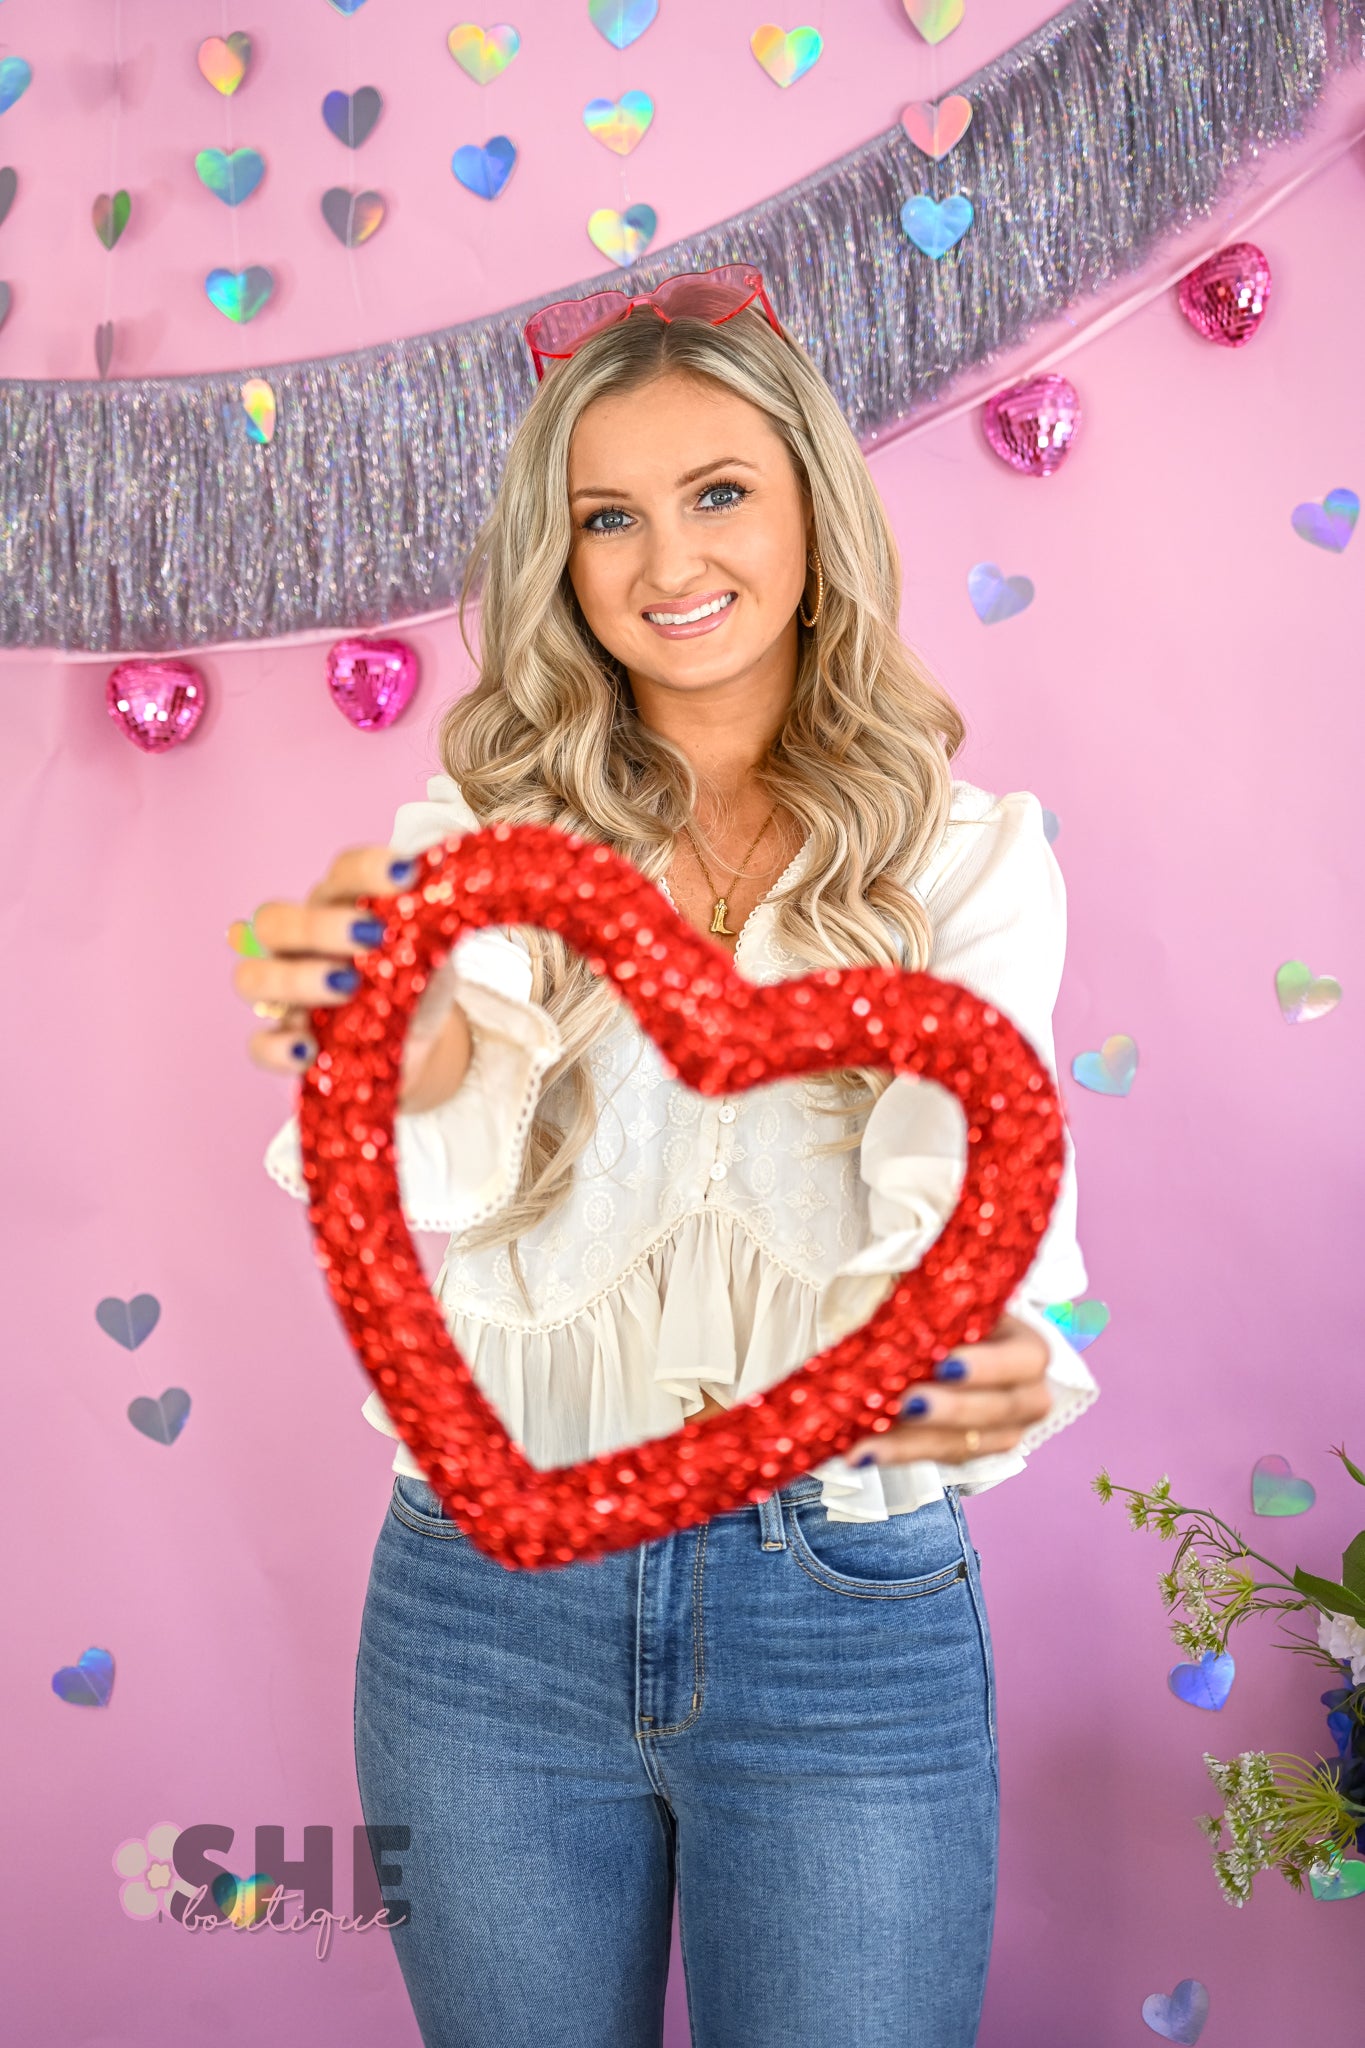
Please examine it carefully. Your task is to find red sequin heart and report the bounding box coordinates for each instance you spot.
[298,824,1065,1571]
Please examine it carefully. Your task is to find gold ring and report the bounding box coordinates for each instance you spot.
[251,998,293,1023]
[963,1428,982,1454]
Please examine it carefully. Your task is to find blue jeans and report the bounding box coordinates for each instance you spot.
[354,1470,999,2048]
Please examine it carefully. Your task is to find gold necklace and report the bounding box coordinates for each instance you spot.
[682,806,779,937]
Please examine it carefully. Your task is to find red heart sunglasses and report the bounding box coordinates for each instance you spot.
[523,263,786,382]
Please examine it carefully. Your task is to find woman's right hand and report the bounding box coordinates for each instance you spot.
[236,843,472,1110]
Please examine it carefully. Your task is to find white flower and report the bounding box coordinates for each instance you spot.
[1317,1608,1365,1684]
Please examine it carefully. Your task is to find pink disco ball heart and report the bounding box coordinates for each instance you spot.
[981,374,1081,477]
[105,660,207,753]
[326,637,420,731]
[1176,240,1272,347]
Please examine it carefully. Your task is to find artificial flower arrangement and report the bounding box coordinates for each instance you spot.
[1093,1446,1365,1904]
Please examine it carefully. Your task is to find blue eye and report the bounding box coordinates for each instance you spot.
[582,505,630,536]
[580,478,750,536]
[698,479,749,512]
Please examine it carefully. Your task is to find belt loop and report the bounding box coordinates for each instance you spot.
[757,1488,787,1550]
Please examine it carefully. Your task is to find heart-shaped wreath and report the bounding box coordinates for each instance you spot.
[297,823,1064,1570]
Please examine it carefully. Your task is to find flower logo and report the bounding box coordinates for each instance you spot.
[113,1822,198,1921]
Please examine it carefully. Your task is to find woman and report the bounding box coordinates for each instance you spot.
[240,268,1098,2048]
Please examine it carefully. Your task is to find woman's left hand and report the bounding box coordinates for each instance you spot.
[843,1310,1053,1468]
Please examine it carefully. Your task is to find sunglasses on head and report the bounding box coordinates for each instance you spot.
[523,264,786,382]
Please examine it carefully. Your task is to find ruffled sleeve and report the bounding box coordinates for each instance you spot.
[814,785,1099,1496]
[262,773,561,1234]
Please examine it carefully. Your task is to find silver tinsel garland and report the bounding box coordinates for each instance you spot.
[3,0,1363,654]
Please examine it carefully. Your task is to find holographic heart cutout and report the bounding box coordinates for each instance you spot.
[982,374,1082,477]
[1176,241,1271,348]
[211,1870,280,1926]
[902,0,965,44]
[900,192,973,258]
[197,33,252,96]
[451,136,516,200]
[967,562,1033,624]
[1071,1035,1138,1096]
[0,165,16,227]
[321,187,385,245]
[750,26,824,87]
[1043,1298,1110,1351]
[296,826,1065,1567]
[901,93,972,159]
[1251,1454,1316,1516]
[195,147,265,206]
[52,1647,115,1707]
[1291,488,1359,551]
[227,918,267,957]
[1141,1979,1209,2043]
[325,637,420,730]
[588,0,659,50]
[1310,1855,1365,1901]
[94,319,114,376]
[128,1389,192,1445]
[322,86,383,149]
[0,58,34,117]
[588,203,656,265]
[584,90,654,154]
[92,190,130,250]
[95,1293,161,1349]
[106,659,208,751]
[1168,1652,1235,1711]
[326,0,370,14]
[1275,958,1342,1021]
[240,376,275,444]
[447,24,521,82]
[205,265,273,323]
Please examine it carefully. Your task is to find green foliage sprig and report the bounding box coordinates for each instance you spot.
[1093,1445,1365,1904]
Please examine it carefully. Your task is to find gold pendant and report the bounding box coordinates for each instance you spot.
[709,897,733,937]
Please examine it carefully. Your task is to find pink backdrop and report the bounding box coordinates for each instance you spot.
[4,2,1363,2041]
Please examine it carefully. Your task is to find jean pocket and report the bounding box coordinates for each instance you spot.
[387,1471,468,1540]
[786,1497,969,1600]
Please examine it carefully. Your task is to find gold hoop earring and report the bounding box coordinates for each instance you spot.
[798,546,824,629]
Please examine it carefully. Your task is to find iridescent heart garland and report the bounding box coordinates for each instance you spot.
[196,26,274,338]
[583,0,658,269]
[0,46,30,344]
[321,82,387,255]
[4,0,1365,653]
[89,2,131,377]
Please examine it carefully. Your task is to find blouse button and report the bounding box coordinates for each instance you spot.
[718,1103,736,1124]
[708,1161,728,1182]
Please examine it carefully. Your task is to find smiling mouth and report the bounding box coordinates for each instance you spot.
[641,591,737,628]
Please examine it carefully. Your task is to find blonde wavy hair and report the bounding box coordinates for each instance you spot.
[438,299,968,1269]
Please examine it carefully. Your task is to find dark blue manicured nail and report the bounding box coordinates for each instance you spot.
[935,1356,969,1380]
[290,1039,314,1062]
[388,858,414,882]
[350,916,386,946]
[853,1453,877,1468]
[326,965,360,993]
[901,1393,930,1417]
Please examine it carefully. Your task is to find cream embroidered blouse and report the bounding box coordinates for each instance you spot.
[264,772,1099,1522]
